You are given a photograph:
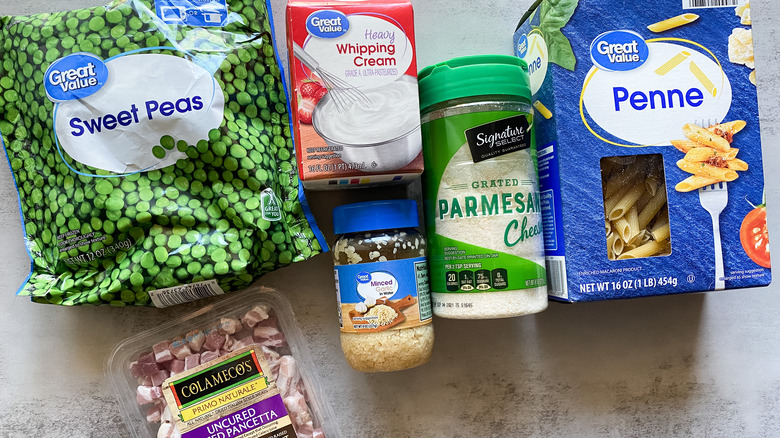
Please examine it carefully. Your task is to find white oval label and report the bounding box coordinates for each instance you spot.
[582,42,731,146]
[356,271,399,300]
[519,31,548,95]
[54,53,224,174]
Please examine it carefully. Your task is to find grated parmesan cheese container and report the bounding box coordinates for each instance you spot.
[107,286,339,438]
[418,55,548,319]
[331,199,434,372]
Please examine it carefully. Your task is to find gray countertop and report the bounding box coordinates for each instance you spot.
[2,1,780,437]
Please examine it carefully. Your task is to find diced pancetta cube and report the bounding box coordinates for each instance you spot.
[136,385,162,405]
[184,354,200,371]
[137,352,156,365]
[260,346,281,376]
[169,359,185,376]
[129,361,143,378]
[218,317,241,335]
[153,341,174,363]
[162,406,173,424]
[157,423,176,438]
[293,421,315,438]
[141,362,160,377]
[255,314,278,328]
[230,336,256,352]
[151,369,170,387]
[185,330,206,353]
[276,356,303,399]
[170,340,192,360]
[200,350,220,364]
[223,335,237,351]
[253,325,285,348]
[137,352,161,376]
[241,304,270,328]
[146,403,163,423]
[203,330,226,351]
[284,392,313,429]
[312,428,325,438]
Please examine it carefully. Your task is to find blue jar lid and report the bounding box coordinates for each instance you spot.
[333,199,419,234]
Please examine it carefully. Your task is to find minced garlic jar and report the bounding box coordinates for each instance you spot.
[332,199,434,372]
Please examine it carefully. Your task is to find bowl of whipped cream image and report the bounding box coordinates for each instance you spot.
[312,75,422,172]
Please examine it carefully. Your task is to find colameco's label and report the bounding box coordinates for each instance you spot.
[162,346,297,438]
[50,53,224,174]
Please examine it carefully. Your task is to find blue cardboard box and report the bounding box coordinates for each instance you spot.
[514,0,771,301]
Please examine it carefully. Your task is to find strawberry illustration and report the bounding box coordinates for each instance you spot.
[300,80,327,102]
[297,95,317,124]
[297,80,327,125]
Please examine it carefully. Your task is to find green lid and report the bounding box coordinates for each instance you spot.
[418,54,531,112]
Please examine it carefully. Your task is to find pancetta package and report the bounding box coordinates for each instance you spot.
[107,286,339,438]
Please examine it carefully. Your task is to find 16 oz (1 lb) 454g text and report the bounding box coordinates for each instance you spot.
[579,276,679,293]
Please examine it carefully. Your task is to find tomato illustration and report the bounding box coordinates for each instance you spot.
[739,205,770,268]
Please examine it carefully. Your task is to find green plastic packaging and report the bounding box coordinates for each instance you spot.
[0,0,325,306]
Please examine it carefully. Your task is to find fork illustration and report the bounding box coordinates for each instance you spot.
[699,182,727,290]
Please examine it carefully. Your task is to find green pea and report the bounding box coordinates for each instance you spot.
[154,247,169,263]
[152,145,166,158]
[168,234,182,248]
[214,261,229,275]
[160,135,175,149]
[88,16,105,32]
[140,252,155,269]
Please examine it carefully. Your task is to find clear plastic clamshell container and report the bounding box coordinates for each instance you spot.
[107,286,338,438]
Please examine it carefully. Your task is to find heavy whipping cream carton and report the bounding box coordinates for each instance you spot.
[514,0,770,301]
[286,0,423,189]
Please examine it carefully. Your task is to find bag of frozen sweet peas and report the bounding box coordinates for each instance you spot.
[0,0,326,306]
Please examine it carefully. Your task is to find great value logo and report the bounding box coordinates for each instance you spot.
[306,10,349,38]
[589,30,649,72]
[581,37,732,147]
[45,53,108,102]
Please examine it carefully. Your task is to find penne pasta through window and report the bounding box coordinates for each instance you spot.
[601,154,671,260]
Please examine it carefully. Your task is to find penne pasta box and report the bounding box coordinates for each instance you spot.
[514,0,770,302]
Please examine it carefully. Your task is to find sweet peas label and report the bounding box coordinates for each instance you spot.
[53,53,224,174]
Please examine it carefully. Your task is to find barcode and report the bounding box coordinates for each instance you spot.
[545,256,568,299]
[683,0,740,9]
[149,280,225,308]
